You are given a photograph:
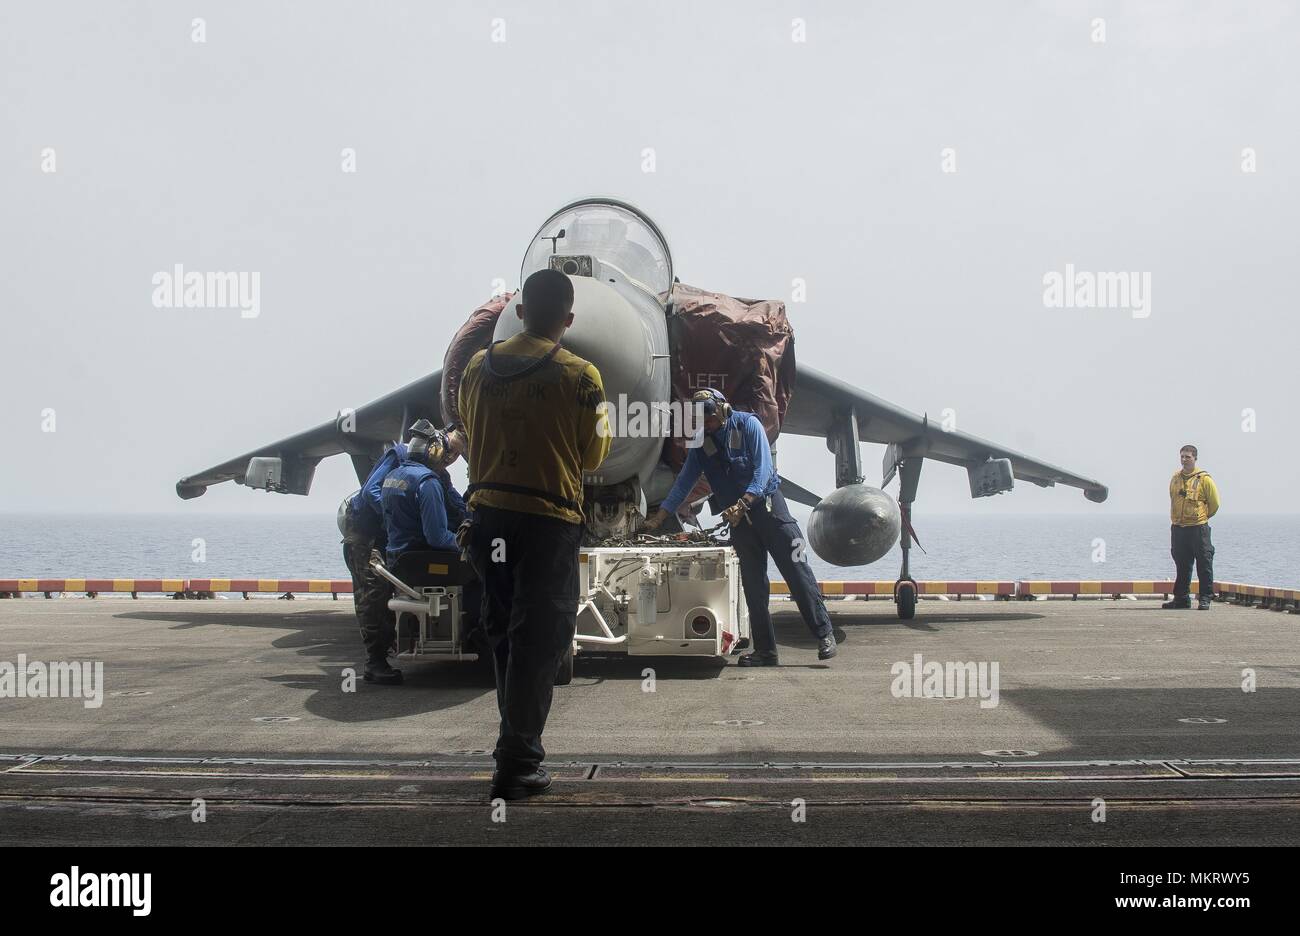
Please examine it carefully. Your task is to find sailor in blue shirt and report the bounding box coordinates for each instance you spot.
[645,389,836,665]
[381,420,459,562]
[351,443,408,539]
[339,441,408,685]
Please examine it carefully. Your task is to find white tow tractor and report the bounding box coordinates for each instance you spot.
[576,545,749,665]
[370,540,749,685]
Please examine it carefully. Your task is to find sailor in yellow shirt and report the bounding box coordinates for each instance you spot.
[1163,444,1220,611]
[457,268,611,800]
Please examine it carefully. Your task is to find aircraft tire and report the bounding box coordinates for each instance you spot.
[896,584,916,620]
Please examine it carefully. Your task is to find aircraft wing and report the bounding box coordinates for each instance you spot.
[781,363,1108,502]
[175,370,444,499]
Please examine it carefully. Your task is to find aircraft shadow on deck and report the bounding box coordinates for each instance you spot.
[558,683,1300,765]
[772,607,1046,642]
[977,685,1300,761]
[106,607,1300,762]
[109,607,728,723]
[113,607,496,721]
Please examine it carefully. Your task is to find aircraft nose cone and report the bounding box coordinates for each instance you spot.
[493,276,649,386]
[807,484,901,567]
[492,275,665,487]
[561,276,651,382]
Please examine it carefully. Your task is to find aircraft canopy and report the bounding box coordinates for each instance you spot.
[521,198,673,300]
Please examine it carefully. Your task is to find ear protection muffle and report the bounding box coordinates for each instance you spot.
[407,419,448,465]
[692,388,731,420]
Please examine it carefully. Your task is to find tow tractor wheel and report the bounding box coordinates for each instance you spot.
[896,582,917,620]
[555,642,575,686]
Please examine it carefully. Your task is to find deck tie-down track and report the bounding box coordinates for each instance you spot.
[5,752,1300,783]
[4,753,1300,812]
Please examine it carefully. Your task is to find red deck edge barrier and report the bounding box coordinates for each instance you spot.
[1215,582,1300,609]
[774,581,1009,597]
[1,579,1296,606]
[1016,580,1175,597]
[0,578,353,598]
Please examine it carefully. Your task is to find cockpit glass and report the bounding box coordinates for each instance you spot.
[521,201,673,300]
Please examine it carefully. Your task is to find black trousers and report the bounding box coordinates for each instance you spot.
[729,489,833,657]
[1171,524,1215,598]
[343,537,394,661]
[469,506,581,775]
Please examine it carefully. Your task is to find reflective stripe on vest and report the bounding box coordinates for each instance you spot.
[465,481,580,514]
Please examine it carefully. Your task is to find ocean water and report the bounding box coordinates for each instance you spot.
[1,513,1296,590]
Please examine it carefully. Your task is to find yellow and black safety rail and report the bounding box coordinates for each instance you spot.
[4,578,1296,609]
[776,580,1289,602]
[1015,580,1175,599]
[772,581,1017,598]
[1215,581,1300,612]
[0,578,353,600]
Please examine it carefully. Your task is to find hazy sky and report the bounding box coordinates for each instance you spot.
[2,0,1296,520]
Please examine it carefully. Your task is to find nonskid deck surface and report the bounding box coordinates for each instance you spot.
[1,597,1296,844]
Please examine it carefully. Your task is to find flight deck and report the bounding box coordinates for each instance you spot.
[1,593,1296,845]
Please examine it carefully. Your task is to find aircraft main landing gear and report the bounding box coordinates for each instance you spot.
[895,579,917,620]
[893,457,924,620]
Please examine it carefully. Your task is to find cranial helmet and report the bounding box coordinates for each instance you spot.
[406,418,448,465]
[691,387,731,420]
[337,490,360,538]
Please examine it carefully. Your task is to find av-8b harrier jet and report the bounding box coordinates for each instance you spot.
[177,197,1107,619]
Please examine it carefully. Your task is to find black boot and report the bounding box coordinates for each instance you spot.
[737,651,779,667]
[1197,595,1212,610]
[363,656,403,685]
[818,633,838,660]
[490,767,552,800]
[1161,597,1191,610]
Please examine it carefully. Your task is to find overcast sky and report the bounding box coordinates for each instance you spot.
[1,0,1296,519]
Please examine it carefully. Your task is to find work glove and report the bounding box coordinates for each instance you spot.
[721,499,750,527]
[455,520,474,554]
[641,509,669,532]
